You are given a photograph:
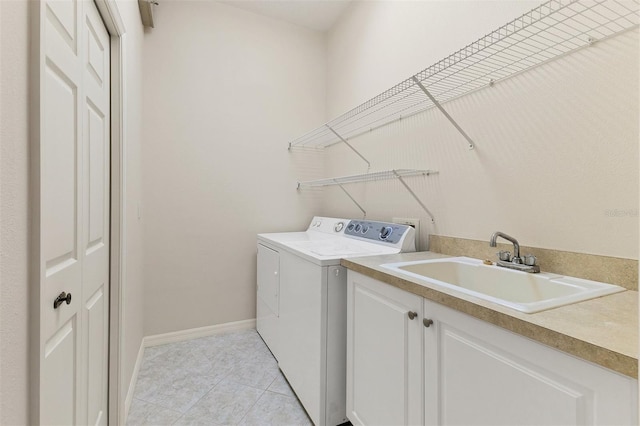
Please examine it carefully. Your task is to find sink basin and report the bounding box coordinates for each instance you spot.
[380,257,625,313]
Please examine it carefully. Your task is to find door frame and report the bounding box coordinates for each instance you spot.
[29,0,128,424]
[94,2,127,424]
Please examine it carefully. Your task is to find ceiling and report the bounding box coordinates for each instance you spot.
[218,0,352,32]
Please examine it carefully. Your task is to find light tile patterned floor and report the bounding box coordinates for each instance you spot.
[126,329,312,426]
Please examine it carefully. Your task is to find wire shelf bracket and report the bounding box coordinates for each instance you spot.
[392,170,435,223]
[411,76,475,150]
[326,125,371,170]
[337,183,367,218]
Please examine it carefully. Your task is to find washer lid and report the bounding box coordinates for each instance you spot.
[287,240,388,257]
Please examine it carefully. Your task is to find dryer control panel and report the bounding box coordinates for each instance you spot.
[345,220,412,245]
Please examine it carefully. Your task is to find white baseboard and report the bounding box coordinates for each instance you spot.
[123,340,145,423]
[144,318,257,347]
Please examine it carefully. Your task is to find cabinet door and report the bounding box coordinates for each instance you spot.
[424,299,638,426]
[256,244,279,359]
[347,271,423,426]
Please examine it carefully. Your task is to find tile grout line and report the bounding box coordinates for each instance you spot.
[169,377,222,425]
[176,331,241,421]
[235,374,302,425]
[266,371,298,398]
[236,388,267,425]
[170,330,269,424]
[230,337,279,425]
[127,397,182,426]
[171,337,236,424]
[136,338,225,424]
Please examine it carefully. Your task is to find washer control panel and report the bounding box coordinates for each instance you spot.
[345,220,411,244]
[307,216,349,235]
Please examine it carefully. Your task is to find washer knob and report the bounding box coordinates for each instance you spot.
[334,222,344,232]
[354,224,362,233]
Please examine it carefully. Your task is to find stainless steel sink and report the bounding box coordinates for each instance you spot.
[380,257,625,313]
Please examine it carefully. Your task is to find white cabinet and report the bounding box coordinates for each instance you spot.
[256,243,280,360]
[346,271,639,426]
[423,299,638,426]
[347,271,423,426]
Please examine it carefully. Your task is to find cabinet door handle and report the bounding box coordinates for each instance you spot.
[407,311,418,320]
[423,318,434,328]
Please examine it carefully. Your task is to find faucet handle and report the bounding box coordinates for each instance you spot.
[523,254,537,266]
[498,251,511,262]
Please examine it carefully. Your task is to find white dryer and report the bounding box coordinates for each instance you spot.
[257,217,415,426]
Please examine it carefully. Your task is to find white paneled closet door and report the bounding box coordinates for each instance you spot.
[40,0,110,424]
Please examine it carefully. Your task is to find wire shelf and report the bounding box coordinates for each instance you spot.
[289,0,639,149]
[297,169,437,188]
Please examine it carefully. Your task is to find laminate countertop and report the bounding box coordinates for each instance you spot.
[341,251,638,379]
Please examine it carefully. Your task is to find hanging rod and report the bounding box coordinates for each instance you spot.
[288,0,639,149]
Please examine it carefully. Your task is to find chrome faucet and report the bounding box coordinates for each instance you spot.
[489,231,540,273]
[490,231,521,263]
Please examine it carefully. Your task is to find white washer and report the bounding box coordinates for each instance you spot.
[257,217,415,426]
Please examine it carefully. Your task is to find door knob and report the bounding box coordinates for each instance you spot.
[53,292,72,309]
[407,311,418,320]
[423,318,434,328]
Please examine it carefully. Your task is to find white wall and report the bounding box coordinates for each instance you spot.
[0,1,30,424]
[0,1,146,423]
[116,0,146,415]
[141,1,326,335]
[323,1,639,258]
[327,1,542,117]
